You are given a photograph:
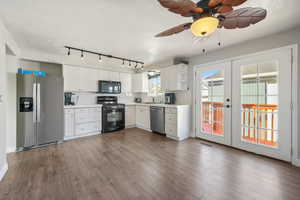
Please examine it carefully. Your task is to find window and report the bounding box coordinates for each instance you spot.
[148,71,163,97]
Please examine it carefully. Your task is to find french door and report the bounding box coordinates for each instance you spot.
[232,49,292,161]
[195,62,232,145]
[195,49,292,161]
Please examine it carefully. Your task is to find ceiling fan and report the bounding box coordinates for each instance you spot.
[155,0,267,37]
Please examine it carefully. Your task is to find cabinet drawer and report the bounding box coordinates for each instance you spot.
[75,122,100,136]
[165,113,177,124]
[65,109,74,114]
[165,108,177,114]
[75,108,101,123]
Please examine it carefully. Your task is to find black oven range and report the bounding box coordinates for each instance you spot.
[97,96,125,133]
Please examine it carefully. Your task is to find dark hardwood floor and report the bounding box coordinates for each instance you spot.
[1,128,300,200]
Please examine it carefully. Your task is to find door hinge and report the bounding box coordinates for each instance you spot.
[291,102,294,111]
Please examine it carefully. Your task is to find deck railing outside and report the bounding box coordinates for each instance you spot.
[201,102,278,147]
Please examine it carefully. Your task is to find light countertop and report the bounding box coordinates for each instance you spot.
[123,103,190,108]
[64,105,102,109]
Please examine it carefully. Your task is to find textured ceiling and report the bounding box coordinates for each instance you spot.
[0,0,299,67]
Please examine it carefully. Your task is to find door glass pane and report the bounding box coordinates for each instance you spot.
[200,69,224,136]
[240,61,279,148]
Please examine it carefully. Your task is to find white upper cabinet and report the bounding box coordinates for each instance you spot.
[160,64,188,92]
[132,73,149,93]
[80,67,98,92]
[120,73,132,95]
[64,65,99,92]
[64,65,131,93]
[63,65,81,92]
[98,70,110,81]
[109,71,120,81]
[98,70,120,82]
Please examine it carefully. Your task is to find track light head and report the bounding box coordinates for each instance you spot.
[67,48,71,56]
[81,50,84,60]
[98,54,102,62]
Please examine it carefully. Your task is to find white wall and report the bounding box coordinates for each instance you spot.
[189,26,300,164]
[0,18,20,181]
[6,55,18,153]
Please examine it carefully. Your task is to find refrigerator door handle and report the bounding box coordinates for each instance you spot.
[37,83,41,123]
[33,83,37,123]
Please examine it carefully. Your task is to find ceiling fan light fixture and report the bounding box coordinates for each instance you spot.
[191,17,219,37]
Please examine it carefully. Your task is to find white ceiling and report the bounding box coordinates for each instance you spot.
[0,0,299,67]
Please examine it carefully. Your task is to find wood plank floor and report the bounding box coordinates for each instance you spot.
[1,128,300,200]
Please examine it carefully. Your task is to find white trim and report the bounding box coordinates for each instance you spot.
[291,45,299,166]
[0,163,8,181]
[193,44,298,70]
[64,132,101,141]
[6,147,16,154]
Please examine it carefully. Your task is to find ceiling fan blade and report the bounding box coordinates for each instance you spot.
[208,0,223,8]
[155,23,192,37]
[222,0,247,7]
[158,0,203,17]
[219,7,267,29]
[217,5,233,13]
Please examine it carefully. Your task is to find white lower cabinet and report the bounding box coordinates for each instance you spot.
[135,105,150,130]
[125,105,136,128]
[64,109,75,138]
[165,107,190,141]
[64,106,102,139]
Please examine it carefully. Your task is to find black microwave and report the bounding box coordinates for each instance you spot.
[98,81,121,94]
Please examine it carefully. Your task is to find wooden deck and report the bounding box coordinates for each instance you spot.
[1,128,300,200]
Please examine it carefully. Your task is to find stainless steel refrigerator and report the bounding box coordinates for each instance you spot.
[17,74,64,150]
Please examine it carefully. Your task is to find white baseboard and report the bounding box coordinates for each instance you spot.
[6,147,16,154]
[0,162,8,181]
[125,125,136,129]
[292,158,300,167]
[64,132,101,141]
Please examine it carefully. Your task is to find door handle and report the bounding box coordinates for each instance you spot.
[37,83,41,123]
[33,83,37,123]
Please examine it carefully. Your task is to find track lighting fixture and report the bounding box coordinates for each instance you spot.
[81,50,84,60]
[64,46,144,69]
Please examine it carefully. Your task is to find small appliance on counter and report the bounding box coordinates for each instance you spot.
[97,96,125,133]
[165,93,176,104]
[64,92,75,106]
[134,97,142,103]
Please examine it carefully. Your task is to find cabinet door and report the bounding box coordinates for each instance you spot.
[98,70,110,81]
[63,65,81,92]
[109,71,120,81]
[135,106,144,126]
[64,110,75,138]
[80,68,98,92]
[120,73,132,95]
[144,106,150,130]
[125,106,136,126]
[160,68,169,91]
[132,73,148,93]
